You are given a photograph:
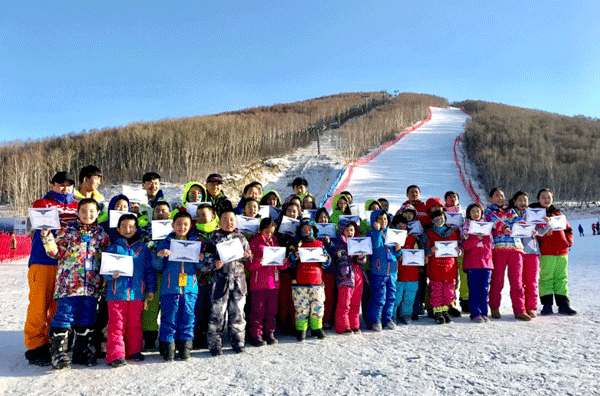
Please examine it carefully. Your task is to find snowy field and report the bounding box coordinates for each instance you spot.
[1,107,599,395]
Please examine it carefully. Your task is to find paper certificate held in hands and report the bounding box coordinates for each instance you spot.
[216,238,245,264]
[468,221,493,236]
[122,185,148,205]
[29,208,61,230]
[349,204,366,219]
[298,247,327,263]
[185,203,200,220]
[525,208,547,224]
[435,241,459,258]
[262,247,286,266]
[347,237,373,256]
[548,215,567,231]
[236,216,260,234]
[259,205,281,219]
[301,210,318,220]
[408,220,424,235]
[339,215,362,224]
[445,212,464,227]
[109,210,131,228]
[151,220,173,240]
[402,249,425,266]
[278,216,300,236]
[169,240,202,263]
[511,223,536,238]
[100,253,134,276]
[385,228,407,247]
[315,223,337,239]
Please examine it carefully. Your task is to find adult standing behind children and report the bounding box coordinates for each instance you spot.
[205,174,233,215]
[24,172,78,366]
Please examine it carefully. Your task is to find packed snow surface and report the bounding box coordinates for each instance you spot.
[1,108,599,396]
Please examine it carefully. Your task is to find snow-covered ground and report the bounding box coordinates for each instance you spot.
[1,107,599,396]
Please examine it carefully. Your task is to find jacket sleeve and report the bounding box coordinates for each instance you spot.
[335,245,351,281]
[152,239,169,272]
[246,237,263,272]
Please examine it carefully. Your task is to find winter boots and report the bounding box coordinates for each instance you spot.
[71,326,97,366]
[175,340,193,360]
[50,328,71,370]
[555,295,577,315]
[311,329,325,339]
[296,329,307,342]
[25,344,51,367]
[459,299,470,313]
[159,340,176,361]
[143,330,158,351]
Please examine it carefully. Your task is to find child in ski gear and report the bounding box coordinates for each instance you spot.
[41,198,110,369]
[170,181,206,219]
[329,194,351,225]
[390,215,419,325]
[100,194,130,243]
[103,214,156,367]
[315,207,337,330]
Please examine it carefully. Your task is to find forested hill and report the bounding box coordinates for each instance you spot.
[456,100,600,204]
[0,92,447,213]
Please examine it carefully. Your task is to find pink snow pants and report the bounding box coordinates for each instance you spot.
[335,267,364,333]
[106,300,144,363]
[489,249,525,315]
[522,253,539,311]
[429,280,455,308]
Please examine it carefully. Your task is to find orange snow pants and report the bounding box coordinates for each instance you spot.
[24,265,57,350]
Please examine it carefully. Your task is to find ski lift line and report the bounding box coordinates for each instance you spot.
[322,108,435,210]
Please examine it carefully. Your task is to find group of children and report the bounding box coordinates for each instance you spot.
[24,167,577,370]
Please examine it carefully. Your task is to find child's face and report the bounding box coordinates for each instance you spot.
[114,199,129,212]
[245,187,260,200]
[469,206,482,221]
[343,225,355,238]
[286,204,300,219]
[369,202,382,211]
[446,194,458,207]
[196,207,214,224]
[539,191,553,208]
[380,201,389,211]
[397,222,408,230]
[266,194,278,207]
[515,195,529,210]
[78,203,99,225]
[261,225,275,238]
[300,224,314,239]
[153,204,171,220]
[302,196,314,209]
[219,212,236,232]
[82,175,102,191]
[173,217,192,238]
[317,211,329,223]
[343,194,353,204]
[187,186,203,203]
[491,190,505,206]
[294,184,307,196]
[117,219,137,239]
[143,179,160,197]
[407,187,420,202]
[376,213,388,229]
[403,211,415,222]
[130,202,140,214]
[206,181,222,197]
[433,215,445,227]
[337,197,348,212]
[244,201,259,217]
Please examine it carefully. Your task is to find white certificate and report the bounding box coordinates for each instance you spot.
[236,215,260,234]
[386,228,407,247]
[262,246,286,266]
[100,253,134,276]
[185,202,200,219]
[548,215,567,231]
[525,208,547,224]
[468,221,493,236]
[259,205,281,219]
[408,220,424,235]
[402,249,425,266]
[216,238,245,264]
[435,241,459,258]
[316,223,337,239]
[169,240,202,263]
[278,216,300,236]
[511,223,536,238]
[349,204,366,219]
[347,237,373,256]
[298,247,327,263]
[151,220,173,240]
[301,210,318,220]
[364,211,373,226]
[445,212,464,227]
[109,210,131,228]
[29,208,61,230]
[339,215,362,224]
[122,185,148,205]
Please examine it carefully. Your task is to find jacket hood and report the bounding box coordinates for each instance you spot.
[182,181,207,204]
[337,219,360,237]
[260,190,282,208]
[425,197,445,212]
[108,194,130,211]
[370,209,390,228]
[364,199,380,211]
[332,194,349,213]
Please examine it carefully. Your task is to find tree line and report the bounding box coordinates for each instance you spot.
[455,100,600,204]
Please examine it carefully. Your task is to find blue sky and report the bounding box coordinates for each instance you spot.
[1,1,599,142]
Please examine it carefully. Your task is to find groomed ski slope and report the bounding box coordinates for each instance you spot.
[338,106,474,214]
[1,107,599,396]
